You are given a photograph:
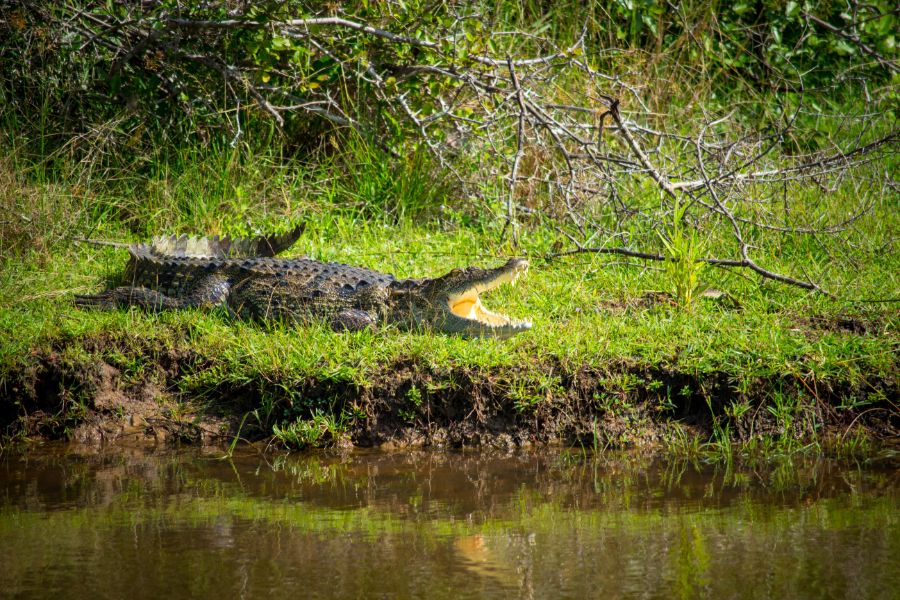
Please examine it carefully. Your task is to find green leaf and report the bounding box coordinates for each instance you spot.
[832,40,856,56]
[270,36,292,51]
[771,26,782,45]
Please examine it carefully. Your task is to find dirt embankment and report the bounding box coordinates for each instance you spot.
[2,333,897,450]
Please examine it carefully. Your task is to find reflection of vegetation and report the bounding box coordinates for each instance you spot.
[0,449,897,597]
[4,450,895,533]
[4,484,894,538]
[671,525,711,600]
[270,454,350,486]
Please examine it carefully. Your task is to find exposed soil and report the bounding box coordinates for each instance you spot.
[797,314,888,336]
[1,332,897,450]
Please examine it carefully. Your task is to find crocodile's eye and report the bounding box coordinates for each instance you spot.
[450,268,463,276]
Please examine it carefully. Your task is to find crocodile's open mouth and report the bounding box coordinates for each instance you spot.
[447,259,531,333]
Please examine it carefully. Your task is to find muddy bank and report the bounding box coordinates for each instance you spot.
[2,333,897,450]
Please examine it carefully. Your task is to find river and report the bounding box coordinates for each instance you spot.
[0,445,896,599]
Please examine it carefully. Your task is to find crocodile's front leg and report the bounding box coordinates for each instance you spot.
[330,309,377,332]
[75,275,231,312]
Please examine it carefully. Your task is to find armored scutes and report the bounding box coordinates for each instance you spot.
[75,226,532,338]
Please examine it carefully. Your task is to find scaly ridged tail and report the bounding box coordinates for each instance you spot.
[144,223,305,258]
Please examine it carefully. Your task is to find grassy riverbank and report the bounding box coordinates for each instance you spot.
[0,143,897,456]
[1,1,897,456]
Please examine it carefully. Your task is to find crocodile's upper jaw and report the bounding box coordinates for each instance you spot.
[446,259,531,336]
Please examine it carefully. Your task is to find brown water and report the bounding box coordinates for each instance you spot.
[0,446,897,599]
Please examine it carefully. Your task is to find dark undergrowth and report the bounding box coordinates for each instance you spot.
[2,325,896,459]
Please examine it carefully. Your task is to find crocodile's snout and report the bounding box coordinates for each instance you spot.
[442,258,532,337]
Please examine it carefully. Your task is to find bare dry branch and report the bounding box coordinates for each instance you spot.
[502,57,527,244]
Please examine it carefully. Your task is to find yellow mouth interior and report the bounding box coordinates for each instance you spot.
[447,262,530,329]
[449,297,518,326]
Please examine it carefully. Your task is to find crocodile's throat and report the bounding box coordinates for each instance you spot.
[447,260,531,330]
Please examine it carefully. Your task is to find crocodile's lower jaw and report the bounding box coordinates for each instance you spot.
[448,297,532,330]
[447,262,531,331]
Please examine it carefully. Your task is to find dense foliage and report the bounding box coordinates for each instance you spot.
[1,1,895,153]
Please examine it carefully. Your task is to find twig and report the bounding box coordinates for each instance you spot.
[166,16,573,68]
[608,99,679,200]
[694,121,831,295]
[502,57,527,245]
[670,131,899,190]
[73,237,130,248]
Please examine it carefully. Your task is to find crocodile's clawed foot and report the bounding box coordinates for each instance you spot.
[74,291,120,309]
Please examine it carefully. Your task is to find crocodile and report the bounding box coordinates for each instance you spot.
[75,225,532,338]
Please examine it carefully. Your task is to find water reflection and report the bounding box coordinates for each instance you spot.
[0,446,896,599]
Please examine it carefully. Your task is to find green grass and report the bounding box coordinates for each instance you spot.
[3,216,895,379]
[3,187,896,370]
